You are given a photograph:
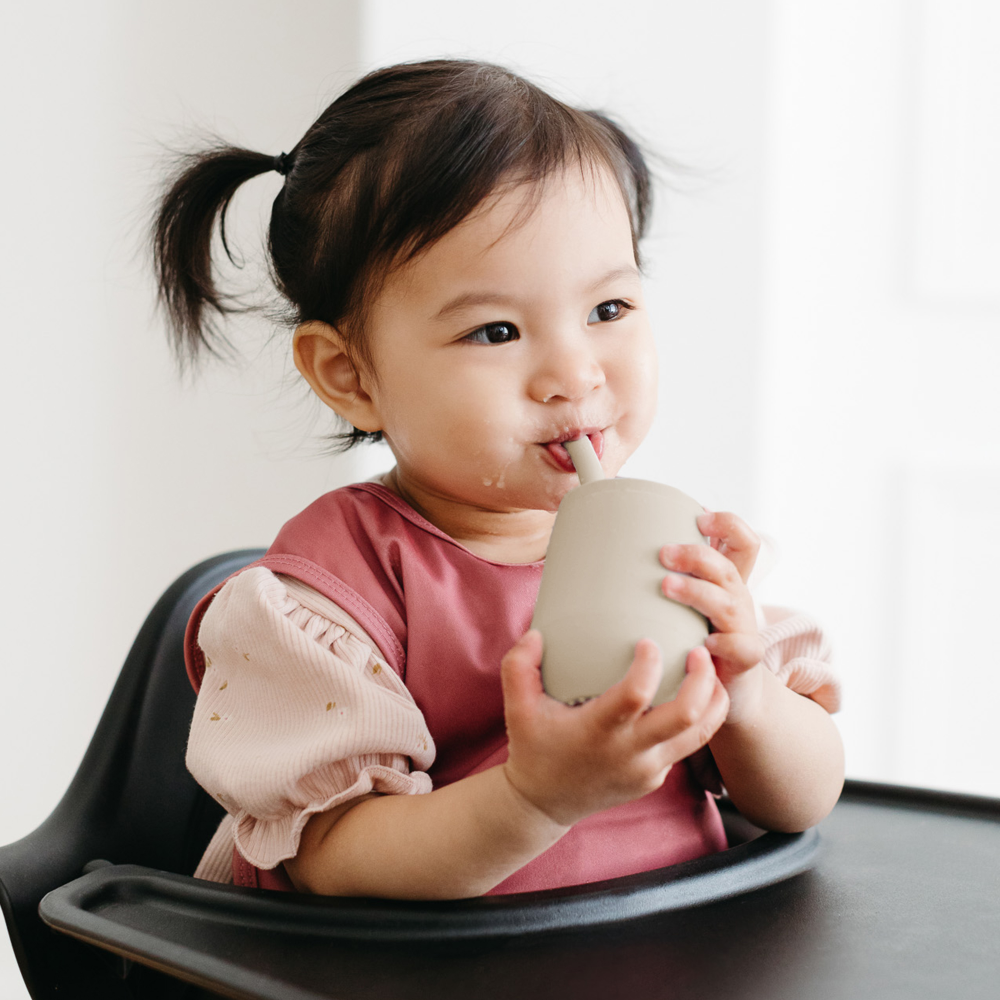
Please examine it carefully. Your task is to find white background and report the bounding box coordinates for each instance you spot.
[2,1,997,996]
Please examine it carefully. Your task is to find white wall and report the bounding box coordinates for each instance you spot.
[0,3,362,995]
[757,0,1000,790]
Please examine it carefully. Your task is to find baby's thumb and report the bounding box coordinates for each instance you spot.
[596,638,663,724]
[500,629,545,710]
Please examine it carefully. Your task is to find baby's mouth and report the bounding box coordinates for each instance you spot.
[542,430,605,473]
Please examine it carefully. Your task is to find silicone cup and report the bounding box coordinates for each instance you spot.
[533,437,709,706]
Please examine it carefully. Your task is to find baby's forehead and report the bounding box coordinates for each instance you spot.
[377,170,638,307]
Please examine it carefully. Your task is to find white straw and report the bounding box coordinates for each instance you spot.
[564,436,605,485]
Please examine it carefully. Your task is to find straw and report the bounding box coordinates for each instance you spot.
[564,436,605,485]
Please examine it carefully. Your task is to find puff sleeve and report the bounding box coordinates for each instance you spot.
[186,567,434,879]
[756,603,839,713]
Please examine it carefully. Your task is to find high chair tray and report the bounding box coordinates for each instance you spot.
[37,779,1000,1000]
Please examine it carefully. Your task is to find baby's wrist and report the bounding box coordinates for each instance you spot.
[500,762,576,832]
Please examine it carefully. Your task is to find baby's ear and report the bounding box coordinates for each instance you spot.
[292,321,382,433]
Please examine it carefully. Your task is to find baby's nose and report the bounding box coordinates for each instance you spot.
[529,337,606,403]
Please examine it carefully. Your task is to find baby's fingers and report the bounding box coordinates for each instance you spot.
[704,630,765,672]
[695,511,760,583]
[634,647,727,751]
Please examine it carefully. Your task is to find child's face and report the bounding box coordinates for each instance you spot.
[363,163,658,514]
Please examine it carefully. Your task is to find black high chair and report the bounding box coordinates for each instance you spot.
[2,552,999,1000]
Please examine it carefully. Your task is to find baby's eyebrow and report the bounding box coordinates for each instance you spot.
[433,265,641,321]
[432,290,515,321]
[585,264,641,292]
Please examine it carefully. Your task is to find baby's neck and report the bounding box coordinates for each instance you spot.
[379,469,554,564]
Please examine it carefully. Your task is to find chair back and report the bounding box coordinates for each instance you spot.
[0,550,262,999]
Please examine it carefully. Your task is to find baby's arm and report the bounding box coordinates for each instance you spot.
[285,635,729,899]
[704,664,843,831]
[285,756,564,900]
[659,512,845,831]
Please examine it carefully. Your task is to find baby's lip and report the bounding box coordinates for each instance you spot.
[541,428,605,473]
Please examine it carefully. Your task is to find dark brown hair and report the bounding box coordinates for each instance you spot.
[152,59,652,449]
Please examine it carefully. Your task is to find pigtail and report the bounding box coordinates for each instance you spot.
[152,145,279,366]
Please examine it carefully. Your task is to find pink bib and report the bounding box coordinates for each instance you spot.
[185,483,726,893]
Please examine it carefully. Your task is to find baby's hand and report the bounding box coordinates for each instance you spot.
[501,631,729,827]
[659,511,765,723]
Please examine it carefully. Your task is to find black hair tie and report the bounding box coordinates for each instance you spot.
[273,152,291,176]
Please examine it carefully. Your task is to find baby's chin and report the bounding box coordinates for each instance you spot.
[466,472,567,514]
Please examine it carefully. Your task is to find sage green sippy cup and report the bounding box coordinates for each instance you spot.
[532,436,710,707]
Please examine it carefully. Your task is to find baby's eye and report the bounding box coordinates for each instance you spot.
[463,321,520,345]
[587,299,633,324]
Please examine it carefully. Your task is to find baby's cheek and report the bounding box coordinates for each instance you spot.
[619,347,658,435]
[617,390,658,463]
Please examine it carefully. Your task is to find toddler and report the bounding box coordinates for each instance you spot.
[154,60,844,899]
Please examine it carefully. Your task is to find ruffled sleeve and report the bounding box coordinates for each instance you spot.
[186,567,434,877]
[756,604,840,713]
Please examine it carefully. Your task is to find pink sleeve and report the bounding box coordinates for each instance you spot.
[186,567,435,875]
[756,604,840,713]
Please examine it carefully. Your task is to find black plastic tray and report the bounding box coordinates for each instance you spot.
[38,779,1000,999]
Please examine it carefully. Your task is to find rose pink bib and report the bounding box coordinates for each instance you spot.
[185,482,726,893]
